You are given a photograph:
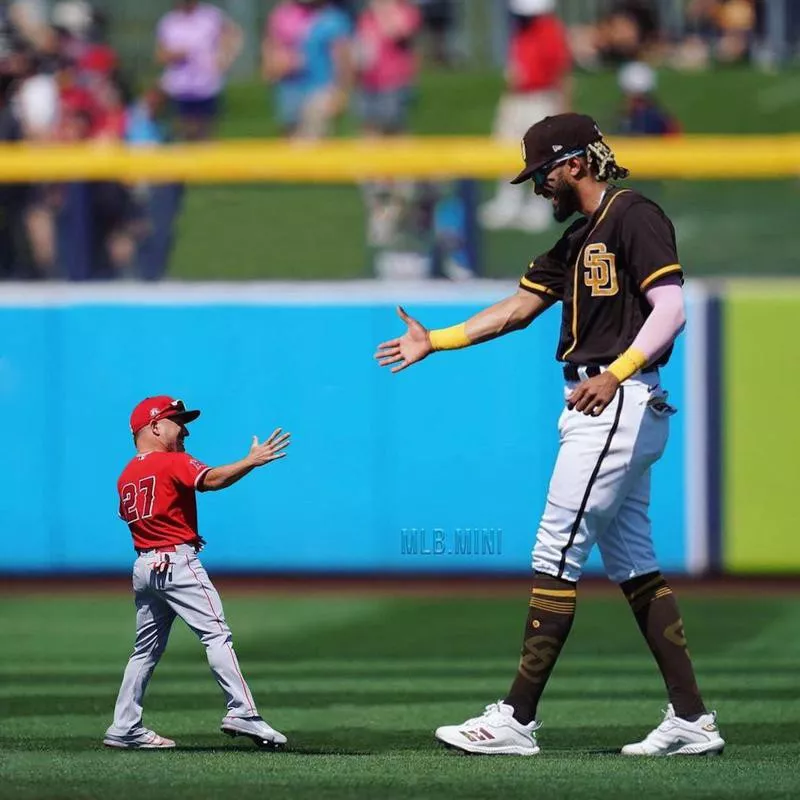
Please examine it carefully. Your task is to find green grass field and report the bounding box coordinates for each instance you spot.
[167,67,800,281]
[2,587,799,799]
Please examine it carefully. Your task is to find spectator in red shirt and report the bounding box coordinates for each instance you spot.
[480,0,572,233]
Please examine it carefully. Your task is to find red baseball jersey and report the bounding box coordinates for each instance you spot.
[118,451,210,550]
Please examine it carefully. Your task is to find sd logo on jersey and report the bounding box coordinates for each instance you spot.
[583,243,618,297]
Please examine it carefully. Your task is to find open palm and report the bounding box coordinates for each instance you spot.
[374,306,433,373]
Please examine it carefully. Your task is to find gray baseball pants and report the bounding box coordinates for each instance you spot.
[106,543,258,738]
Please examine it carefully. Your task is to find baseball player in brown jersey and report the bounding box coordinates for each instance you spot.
[375,114,725,757]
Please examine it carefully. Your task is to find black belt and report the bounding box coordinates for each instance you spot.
[562,363,658,381]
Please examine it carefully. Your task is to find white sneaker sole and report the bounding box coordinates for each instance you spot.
[103,738,175,750]
[435,732,540,756]
[221,725,285,750]
[622,740,725,757]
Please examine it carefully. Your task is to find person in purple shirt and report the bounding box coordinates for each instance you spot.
[155,0,242,140]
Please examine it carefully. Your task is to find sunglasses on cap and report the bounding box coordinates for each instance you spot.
[150,399,189,424]
[531,149,585,187]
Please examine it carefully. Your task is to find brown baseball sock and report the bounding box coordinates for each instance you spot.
[621,572,706,720]
[504,573,577,725]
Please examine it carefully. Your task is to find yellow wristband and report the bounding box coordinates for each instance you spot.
[429,323,471,351]
[608,347,648,382]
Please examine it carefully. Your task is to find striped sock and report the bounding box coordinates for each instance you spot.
[621,572,706,719]
[504,573,577,725]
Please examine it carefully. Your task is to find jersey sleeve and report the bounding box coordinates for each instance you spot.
[621,201,684,291]
[172,452,211,490]
[518,232,570,300]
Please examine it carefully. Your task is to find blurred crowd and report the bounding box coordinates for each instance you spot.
[0,0,790,280]
[571,0,769,71]
[0,0,216,280]
[0,0,134,279]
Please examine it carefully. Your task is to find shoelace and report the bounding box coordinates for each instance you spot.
[482,702,507,720]
[463,701,505,727]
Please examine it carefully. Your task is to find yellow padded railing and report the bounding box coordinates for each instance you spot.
[0,135,797,182]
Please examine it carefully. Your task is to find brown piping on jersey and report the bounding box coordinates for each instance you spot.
[561,189,632,362]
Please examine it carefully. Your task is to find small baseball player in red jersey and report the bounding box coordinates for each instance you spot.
[103,396,291,750]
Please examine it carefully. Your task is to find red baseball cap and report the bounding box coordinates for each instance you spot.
[130,396,201,435]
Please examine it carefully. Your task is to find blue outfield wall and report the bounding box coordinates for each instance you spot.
[0,285,688,575]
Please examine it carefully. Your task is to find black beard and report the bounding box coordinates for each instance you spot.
[552,180,580,223]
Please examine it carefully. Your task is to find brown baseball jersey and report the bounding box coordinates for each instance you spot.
[519,187,683,366]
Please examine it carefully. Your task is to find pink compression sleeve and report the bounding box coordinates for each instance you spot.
[631,283,686,362]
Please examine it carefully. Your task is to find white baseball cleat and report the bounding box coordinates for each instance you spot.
[221,715,287,749]
[103,729,176,749]
[435,701,541,756]
[621,704,725,756]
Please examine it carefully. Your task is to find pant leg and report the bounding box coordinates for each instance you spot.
[533,377,666,582]
[485,95,527,213]
[532,394,621,582]
[598,388,672,583]
[137,183,184,281]
[598,470,660,583]
[160,550,258,718]
[486,91,564,216]
[107,559,176,737]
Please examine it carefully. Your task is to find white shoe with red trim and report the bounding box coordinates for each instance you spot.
[103,729,175,749]
[221,715,287,749]
[621,705,725,756]
[435,701,541,756]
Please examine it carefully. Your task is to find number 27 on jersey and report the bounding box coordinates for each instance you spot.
[120,476,157,522]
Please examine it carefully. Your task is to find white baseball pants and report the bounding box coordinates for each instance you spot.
[107,544,258,738]
[533,371,675,584]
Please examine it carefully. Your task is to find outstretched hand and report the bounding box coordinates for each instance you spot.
[374,306,433,373]
[248,428,291,466]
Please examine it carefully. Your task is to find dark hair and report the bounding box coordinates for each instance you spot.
[586,139,630,181]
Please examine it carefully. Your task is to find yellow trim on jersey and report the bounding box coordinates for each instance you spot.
[640,263,682,291]
[562,189,632,361]
[519,276,559,297]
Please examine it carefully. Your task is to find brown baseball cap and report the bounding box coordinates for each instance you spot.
[510,113,604,185]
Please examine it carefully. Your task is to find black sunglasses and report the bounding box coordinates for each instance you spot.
[531,149,585,187]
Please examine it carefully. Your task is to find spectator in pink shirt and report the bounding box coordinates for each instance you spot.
[355,0,421,136]
[155,0,242,140]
